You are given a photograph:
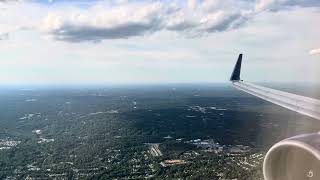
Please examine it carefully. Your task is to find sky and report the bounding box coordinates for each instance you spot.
[0,0,320,85]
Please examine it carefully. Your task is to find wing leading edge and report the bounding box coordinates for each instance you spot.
[230,54,320,120]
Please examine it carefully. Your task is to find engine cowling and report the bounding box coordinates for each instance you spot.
[263,133,320,180]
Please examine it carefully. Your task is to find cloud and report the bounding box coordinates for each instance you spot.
[0,1,39,37]
[255,0,320,11]
[39,1,255,42]
[41,2,164,42]
[3,0,319,43]
[0,32,9,40]
[0,0,24,3]
[309,48,320,55]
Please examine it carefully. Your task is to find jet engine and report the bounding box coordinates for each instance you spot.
[263,133,320,180]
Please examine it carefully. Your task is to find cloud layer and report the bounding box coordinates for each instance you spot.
[1,0,319,43]
[36,0,320,42]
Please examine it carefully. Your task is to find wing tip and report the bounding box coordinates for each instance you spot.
[230,54,243,81]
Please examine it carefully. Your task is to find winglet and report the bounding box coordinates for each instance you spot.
[230,54,242,81]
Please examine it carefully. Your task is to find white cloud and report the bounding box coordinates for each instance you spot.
[1,0,320,43]
[40,2,165,42]
[39,0,252,42]
[309,48,320,55]
[37,0,320,42]
[0,1,42,39]
[0,32,9,40]
[255,0,320,11]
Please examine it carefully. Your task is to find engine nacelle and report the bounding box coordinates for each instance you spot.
[263,133,320,180]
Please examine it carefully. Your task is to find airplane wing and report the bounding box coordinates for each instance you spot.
[230,54,320,180]
[230,54,320,120]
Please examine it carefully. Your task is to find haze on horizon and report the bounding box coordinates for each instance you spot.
[0,0,320,85]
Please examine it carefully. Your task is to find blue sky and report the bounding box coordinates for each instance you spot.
[0,0,319,85]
